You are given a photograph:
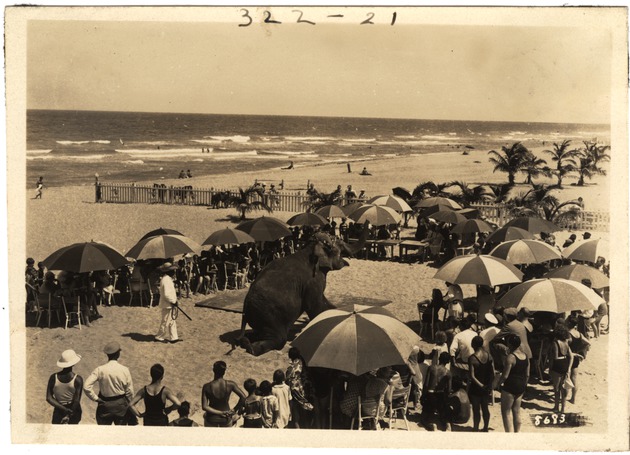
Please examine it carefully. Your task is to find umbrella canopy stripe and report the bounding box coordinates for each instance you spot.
[434,255,523,286]
[126,235,202,260]
[203,228,255,246]
[140,227,184,241]
[287,212,328,226]
[543,264,609,289]
[499,278,603,313]
[489,239,562,265]
[416,197,462,210]
[366,195,413,213]
[349,204,400,226]
[315,205,347,219]
[236,217,292,242]
[484,226,535,245]
[562,239,609,263]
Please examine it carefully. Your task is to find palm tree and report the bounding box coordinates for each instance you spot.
[577,141,611,186]
[506,183,582,224]
[543,140,581,188]
[226,185,273,220]
[411,181,450,200]
[303,190,342,213]
[485,183,513,204]
[520,151,551,184]
[445,181,490,207]
[487,142,529,186]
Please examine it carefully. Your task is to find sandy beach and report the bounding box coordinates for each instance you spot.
[22,151,611,438]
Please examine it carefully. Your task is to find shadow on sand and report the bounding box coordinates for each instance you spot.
[121,332,159,343]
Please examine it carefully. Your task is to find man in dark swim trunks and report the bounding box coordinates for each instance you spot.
[201,361,246,427]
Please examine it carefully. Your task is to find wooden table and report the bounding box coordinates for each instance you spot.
[399,240,428,262]
[373,239,401,259]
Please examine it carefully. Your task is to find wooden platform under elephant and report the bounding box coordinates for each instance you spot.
[195,289,391,314]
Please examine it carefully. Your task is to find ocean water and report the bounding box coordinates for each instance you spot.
[26,110,610,188]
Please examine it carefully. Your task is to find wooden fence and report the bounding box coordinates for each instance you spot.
[95,183,609,231]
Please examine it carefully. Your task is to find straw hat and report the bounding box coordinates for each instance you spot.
[57,349,82,368]
[157,262,178,272]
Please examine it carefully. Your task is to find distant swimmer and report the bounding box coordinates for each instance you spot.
[186,169,193,178]
[359,167,372,176]
[282,161,294,170]
[34,176,44,199]
[119,138,124,146]
[178,170,186,179]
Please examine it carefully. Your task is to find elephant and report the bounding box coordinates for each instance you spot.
[237,224,368,356]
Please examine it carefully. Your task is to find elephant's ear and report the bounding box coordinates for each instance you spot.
[309,244,322,277]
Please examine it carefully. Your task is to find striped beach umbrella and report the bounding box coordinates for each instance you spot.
[316,205,347,219]
[341,201,365,216]
[366,195,413,213]
[562,239,609,263]
[498,278,603,313]
[434,254,523,286]
[543,264,609,289]
[287,212,328,227]
[489,239,562,265]
[417,204,455,218]
[291,304,420,376]
[348,204,400,226]
[43,241,129,273]
[202,228,255,247]
[236,216,292,242]
[126,235,202,260]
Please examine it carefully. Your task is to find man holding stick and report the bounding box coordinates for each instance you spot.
[155,262,184,343]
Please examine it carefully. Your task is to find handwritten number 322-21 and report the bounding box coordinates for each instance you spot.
[238,10,397,27]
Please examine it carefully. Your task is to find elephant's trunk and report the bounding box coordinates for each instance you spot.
[339,221,370,257]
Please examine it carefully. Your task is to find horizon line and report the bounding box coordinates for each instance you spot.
[26,108,610,127]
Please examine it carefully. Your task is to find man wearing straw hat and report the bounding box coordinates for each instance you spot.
[84,341,134,425]
[46,349,84,424]
[154,262,181,343]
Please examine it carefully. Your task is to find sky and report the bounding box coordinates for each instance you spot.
[27,14,613,123]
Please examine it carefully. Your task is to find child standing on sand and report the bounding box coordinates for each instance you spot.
[259,381,279,428]
[271,369,292,428]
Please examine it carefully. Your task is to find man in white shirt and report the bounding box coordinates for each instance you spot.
[480,313,502,351]
[155,262,181,343]
[84,341,134,425]
[449,316,477,377]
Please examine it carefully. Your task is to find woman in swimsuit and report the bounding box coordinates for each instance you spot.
[201,360,246,427]
[566,315,590,405]
[129,364,181,426]
[468,336,494,432]
[493,334,529,432]
[549,324,574,413]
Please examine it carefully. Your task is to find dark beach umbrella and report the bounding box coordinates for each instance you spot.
[503,217,560,235]
[202,228,255,247]
[315,205,347,219]
[429,210,467,225]
[291,304,420,376]
[417,204,455,218]
[126,234,202,260]
[236,216,292,242]
[489,239,562,265]
[287,212,328,227]
[415,197,462,210]
[43,241,129,273]
[562,239,609,263]
[457,208,480,219]
[434,254,523,287]
[484,226,535,246]
[543,264,609,289]
[451,219,494,235]
[139,227,184,241]
[498,278,603,313]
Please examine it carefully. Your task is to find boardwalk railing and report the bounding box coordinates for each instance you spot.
[95,183,609,231]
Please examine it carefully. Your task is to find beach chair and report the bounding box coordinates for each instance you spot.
[61,295,82,330]
[129,279,151,307]
[224,262,241,290]
[351,392,385,430]
[35,293,62,328]
[387,385,411,430]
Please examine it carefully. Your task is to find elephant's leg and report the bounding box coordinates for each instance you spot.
[243,329,288,356]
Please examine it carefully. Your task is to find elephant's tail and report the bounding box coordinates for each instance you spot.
[238,299,248,339]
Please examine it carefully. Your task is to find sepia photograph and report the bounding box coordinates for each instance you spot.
[4,4,629,451]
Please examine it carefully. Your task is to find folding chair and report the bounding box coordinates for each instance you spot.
[61,295,82,330]
[351,392,385,430]
[387,385,412,430]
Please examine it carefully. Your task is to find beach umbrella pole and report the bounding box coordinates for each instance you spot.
[175,304,192,321]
